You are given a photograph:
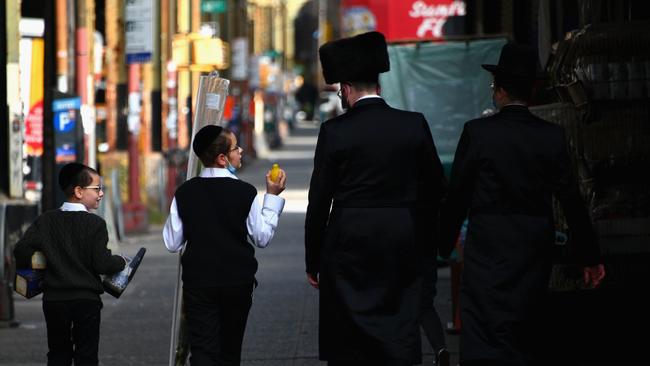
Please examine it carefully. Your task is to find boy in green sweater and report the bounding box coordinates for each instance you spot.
[14,163,126,366]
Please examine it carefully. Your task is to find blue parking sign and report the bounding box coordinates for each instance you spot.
[54,110,75,132]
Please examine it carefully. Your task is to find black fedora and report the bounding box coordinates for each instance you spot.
[482,42,537,79]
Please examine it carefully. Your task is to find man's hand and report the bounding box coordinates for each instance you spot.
[307,273,319,289]
[266,169,287,196]
[583,264,605,289]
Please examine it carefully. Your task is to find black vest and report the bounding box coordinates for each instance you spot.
[175,177,258,287]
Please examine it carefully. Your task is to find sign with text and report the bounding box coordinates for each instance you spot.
[125,0,153,63]
[342,0,466,41]
[52,97,82,164]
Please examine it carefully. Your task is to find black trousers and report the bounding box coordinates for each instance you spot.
[461,361,518,366]
[420,259,446,352]
[183,283,254,366]
[42,299,102,366]
[327,361,412,366]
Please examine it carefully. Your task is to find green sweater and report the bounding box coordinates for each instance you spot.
[14,209,125,302]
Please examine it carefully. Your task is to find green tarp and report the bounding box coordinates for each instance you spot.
[380,38,507,172]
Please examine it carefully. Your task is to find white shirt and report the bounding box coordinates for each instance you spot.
[163,167,285,253]
[61,202,88,212]
[356,94,382,103]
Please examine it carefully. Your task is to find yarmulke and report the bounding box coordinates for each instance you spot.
[319,31,390,84]
[192,125,223,156]
[58,163,86,190]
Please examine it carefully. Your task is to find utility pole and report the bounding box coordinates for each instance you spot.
[122,0,152,232]
[76,0,92,166]
[0,0,7,195]
[165,61,178,204]
[316,0,327,87]
[105,0,127,151]
[3,0,23,198]
[121,62,147,232]
[161,0,180,206]
[56,0,71,93]
[42,0,58,210]
[176,0,191,149]
[128,64,142,206]
[150,0,162,153]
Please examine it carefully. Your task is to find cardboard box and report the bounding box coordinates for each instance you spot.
[15,269,44,299]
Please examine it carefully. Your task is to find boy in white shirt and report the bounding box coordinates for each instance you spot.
[163,125,286,365]
[14,163,127,365]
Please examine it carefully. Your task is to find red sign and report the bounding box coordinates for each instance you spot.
[25,100,44,156]
[341,0,466,42]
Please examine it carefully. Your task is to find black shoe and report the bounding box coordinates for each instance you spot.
[434,348,450,366]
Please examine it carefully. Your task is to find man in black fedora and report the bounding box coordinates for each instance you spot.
[439,42,606,365]
[305,31,447,366]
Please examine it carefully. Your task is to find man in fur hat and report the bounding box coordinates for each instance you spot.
[305,31,447,366]
[439,42,606,365]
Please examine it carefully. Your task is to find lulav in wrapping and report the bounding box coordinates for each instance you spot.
[169,71,230,366]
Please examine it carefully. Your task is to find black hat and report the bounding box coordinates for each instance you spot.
[319,31,390,85]
[192,125,223,156]
[482,42,537,79]
[58,162,86,190]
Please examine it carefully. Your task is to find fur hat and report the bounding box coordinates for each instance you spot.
[192,125,223,156]
[58,162,87,190]
[482,42,537,79]
[319,31,390,84]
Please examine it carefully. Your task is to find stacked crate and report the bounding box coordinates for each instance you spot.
[532,21,650,290]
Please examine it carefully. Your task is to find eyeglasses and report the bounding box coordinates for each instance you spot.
[229,145,243,154]
[337,83,350,99]
[82,185,103,192]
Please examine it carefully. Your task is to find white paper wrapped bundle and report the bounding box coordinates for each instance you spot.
[170,71,230,366]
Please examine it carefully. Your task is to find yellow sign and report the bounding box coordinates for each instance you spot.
[193,38,230,69]
[172,34,230,70]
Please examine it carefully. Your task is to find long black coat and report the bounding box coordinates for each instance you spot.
[305,97,445,362]
[440,105,601,365]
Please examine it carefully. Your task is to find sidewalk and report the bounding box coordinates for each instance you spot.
[0,120,460,365]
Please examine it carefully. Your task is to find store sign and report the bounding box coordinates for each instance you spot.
[20,38,45,157]
[342,0,466,41]
[25,101,43,156]
[125,0,153,63]
[231,38,249,81]
[192,38,230,69]
[406,0,466,38]
[201,0,227,13]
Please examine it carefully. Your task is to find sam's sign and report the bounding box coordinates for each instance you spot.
[342,0,466,41]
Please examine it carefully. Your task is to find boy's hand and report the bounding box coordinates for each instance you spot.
[266,168,286,195]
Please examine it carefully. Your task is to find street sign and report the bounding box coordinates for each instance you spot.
[52,97,81,164]
[125,0,153,64]
[201,0,227,13]
[231,38,249,81]
[192,38,230,70]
